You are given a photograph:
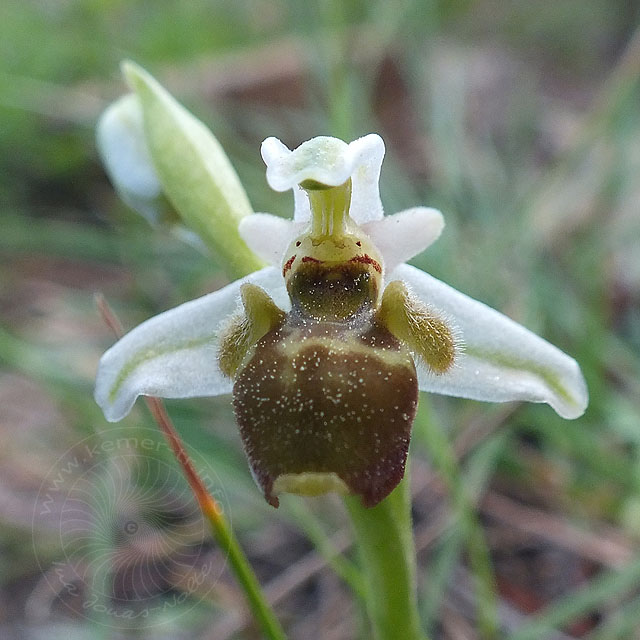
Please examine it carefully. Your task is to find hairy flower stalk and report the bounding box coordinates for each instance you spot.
[95,63,589,639]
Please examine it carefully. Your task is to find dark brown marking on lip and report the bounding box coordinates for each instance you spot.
[282,254,296,277]
[349,254,382,274]
[301,256,323,264]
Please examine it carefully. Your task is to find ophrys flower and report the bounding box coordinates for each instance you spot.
[96,133,588,508]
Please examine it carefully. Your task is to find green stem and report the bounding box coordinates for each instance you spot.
[345,471,427,640]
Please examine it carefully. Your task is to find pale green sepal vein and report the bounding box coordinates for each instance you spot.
[466,346,581,415]
[108,334,215,405]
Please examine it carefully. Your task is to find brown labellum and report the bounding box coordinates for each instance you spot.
[233,318,418,507]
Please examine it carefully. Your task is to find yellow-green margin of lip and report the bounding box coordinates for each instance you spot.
[272,472,350,498]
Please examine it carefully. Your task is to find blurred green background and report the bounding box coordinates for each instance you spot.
[1,1,640,638]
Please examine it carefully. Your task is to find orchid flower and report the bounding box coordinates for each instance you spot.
[95,127,588,509]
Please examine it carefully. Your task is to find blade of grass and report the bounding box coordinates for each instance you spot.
[421,526,465,633]
[526,24,640,246]
[413,400,500,639]
[419,429,508,633]
[281,498,364,598]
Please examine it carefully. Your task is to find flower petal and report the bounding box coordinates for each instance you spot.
[261,134,385,225]
[96,93,166,224]
[363,207,444,271]
[292,185,312,223]
[95,267,289,422]
[262,136,350,192]
[392,264,588,419]
[238,213,300,265]
[347,134,385,224]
